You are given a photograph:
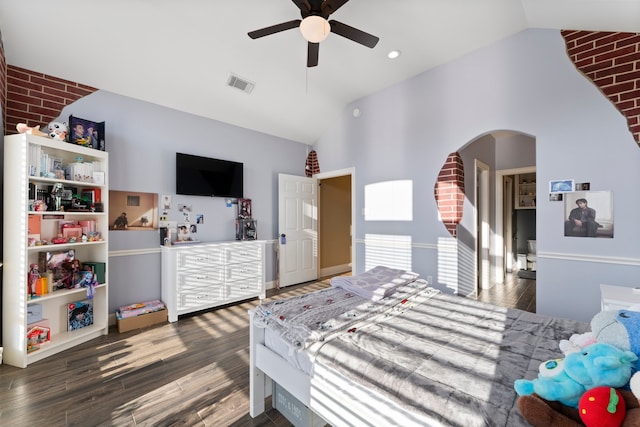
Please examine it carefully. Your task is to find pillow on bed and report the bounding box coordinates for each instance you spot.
[330,265,420,301]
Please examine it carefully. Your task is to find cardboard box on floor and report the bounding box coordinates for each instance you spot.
[117,308,168,333]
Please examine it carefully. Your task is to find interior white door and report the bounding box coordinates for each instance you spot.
[278,173,318,287]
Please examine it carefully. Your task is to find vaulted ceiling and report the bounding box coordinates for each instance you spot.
[1,0,639,144]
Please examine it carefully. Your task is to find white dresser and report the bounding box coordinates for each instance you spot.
[161,241,266,322]
[600,284,640,312]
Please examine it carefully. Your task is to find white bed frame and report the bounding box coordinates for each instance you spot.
[248,310,432,427]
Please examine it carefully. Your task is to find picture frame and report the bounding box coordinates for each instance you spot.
[68,115,105,151]
[549,179,575,194]
[176,223,192,242]
[563,190,614,238]
[67,300,94,331]
[238,198,252,219]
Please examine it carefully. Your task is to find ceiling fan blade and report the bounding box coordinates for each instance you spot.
[321,0,350,17]
[329,20,379,48]
[307,42,319,67]
[248,19,301,39]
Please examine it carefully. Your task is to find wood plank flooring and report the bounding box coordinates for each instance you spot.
[0,274,534,427]
[476,273,536,313]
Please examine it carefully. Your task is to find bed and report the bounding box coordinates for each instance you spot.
[249,267,589,427]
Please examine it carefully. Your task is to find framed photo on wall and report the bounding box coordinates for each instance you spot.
[563,190,613,238]
[549,179,574,193]
[68,115,105,151]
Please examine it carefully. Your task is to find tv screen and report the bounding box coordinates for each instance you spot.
[176,153,243,198]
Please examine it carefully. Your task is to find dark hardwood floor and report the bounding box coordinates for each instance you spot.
[477,272,536,313]
[0,273,534,426]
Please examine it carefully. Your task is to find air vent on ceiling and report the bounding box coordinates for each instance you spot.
[227,74,255,94]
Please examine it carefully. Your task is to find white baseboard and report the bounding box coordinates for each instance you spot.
[319,264,352,278]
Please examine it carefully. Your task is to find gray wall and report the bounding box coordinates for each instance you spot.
[312,28,640,322]
[56,92,309,312]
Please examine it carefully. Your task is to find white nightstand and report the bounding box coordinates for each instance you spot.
[600,284,640,311]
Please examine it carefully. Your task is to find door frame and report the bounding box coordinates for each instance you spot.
[494,166,536,283]
[315,167,356,276]
[503,175,514,274]
[474,159,490,294]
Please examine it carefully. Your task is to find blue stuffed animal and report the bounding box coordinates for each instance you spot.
[514,342,638,408]
[592,309,640,372]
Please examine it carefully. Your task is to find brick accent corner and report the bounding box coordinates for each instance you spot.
[4,65,97,136]
[305,150,320,177]
[562,30,640,146]
[434,152,465,237]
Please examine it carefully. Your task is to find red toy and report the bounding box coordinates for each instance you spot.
[579,387,626,427]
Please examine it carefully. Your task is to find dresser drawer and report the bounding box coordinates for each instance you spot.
[177,248,224,269]
[225,244,262,265]
[178,288,225,310]
[178,271,225,290]
[226,261,262,283]
[227,277,263,300]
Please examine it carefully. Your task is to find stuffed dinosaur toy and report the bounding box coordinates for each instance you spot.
[515,342,637,408]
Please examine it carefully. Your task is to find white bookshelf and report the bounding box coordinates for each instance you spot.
[2,134,109,368]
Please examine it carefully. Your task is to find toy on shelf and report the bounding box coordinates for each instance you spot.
[28,263,40,299]
[47,121,68,141]
[16,123,47,137]
[75,270,98,299]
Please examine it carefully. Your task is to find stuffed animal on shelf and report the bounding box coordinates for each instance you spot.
[16,123,48,137]
[47,121,68,140]
[514,343,637,408]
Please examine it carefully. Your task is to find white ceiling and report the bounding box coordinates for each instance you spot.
[1,0,639,145]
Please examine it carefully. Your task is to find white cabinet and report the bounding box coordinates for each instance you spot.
[600,284,640,311]
[161,241,266,322]
[515,173,536,209]
[2,134,109,368]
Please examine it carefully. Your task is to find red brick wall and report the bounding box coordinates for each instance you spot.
[4,65,96,136]
[305,150,320,177]
[562,30,640,145]
[434,152,465,237]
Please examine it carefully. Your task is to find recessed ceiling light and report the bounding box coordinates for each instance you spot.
[387,50,401,59]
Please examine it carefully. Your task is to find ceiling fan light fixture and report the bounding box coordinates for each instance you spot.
[300,16,330,43]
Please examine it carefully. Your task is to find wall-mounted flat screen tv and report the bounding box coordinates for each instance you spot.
[176,153,243,198]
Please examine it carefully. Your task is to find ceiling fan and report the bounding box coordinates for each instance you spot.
[247,0,379,67]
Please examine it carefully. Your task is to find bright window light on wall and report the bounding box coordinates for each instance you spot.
[364,180,413,221]
[364,234,412,271]
[437,236,459,292]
